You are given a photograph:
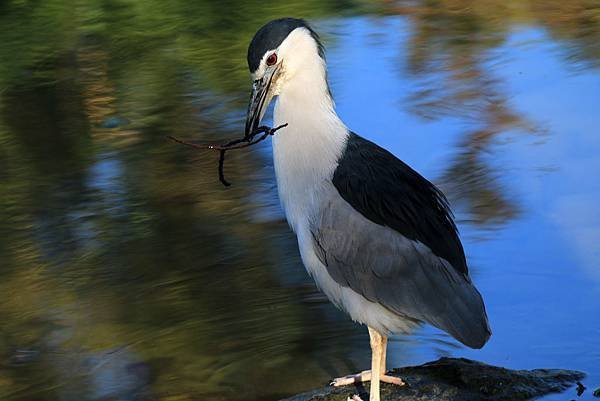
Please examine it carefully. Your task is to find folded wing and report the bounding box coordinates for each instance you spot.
[309,133,491,348]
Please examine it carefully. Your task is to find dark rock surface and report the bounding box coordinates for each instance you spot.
[281,357,585,401]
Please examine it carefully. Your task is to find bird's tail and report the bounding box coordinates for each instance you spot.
[430,277,491,349]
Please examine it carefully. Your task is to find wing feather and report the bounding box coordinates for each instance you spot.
[309,133,491,348]
[332,133,467,275]
[310,195,491,348]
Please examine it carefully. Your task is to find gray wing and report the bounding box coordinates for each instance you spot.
[309,191,491,348]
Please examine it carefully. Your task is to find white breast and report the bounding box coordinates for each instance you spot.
[272,89,348,232]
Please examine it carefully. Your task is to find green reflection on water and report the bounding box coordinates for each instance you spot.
[0,2,362,400]
[0,0,599,400]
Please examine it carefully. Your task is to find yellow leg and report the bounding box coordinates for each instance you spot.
[369,327,383,401]
[380,334,388,373]
[331,328,405,389]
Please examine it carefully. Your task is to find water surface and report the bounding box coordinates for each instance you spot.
[1,2,599,400]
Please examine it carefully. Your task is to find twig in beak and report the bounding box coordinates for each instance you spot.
[168,123,288,186]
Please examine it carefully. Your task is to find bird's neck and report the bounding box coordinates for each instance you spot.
[272,70,348,232]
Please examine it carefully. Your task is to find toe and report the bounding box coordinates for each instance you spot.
[331,370,372,386]
[381,374,405,386]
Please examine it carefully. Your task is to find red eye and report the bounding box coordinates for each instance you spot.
[266,53,277,66]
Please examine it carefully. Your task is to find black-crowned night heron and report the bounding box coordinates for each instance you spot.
[245,18,491,401]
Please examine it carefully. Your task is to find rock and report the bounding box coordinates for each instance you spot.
[576,381,586,396]
[281,357,585,401]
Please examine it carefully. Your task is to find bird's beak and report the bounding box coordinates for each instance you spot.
[245,66,278,137]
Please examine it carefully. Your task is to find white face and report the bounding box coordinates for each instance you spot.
[251,27,324,96]
[245,27,327,135]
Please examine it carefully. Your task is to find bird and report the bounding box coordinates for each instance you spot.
[244,18,491,401]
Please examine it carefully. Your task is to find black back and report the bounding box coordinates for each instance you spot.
[332,133,468,275]
[247,18,324,73]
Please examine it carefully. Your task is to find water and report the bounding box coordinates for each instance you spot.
[1,2,599,400]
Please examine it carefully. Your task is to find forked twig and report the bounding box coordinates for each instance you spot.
[168,123,288,186]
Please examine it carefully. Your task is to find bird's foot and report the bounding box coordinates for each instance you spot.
[331,370,405,386]
[347,395,364,401]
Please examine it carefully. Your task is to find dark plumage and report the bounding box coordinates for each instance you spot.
[309,132,491,348]
[333,133,467,275]
[247,18,324,73]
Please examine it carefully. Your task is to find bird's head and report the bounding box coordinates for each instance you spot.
[245,18,328,136]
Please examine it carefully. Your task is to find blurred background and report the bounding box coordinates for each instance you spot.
[0,1,599,400]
